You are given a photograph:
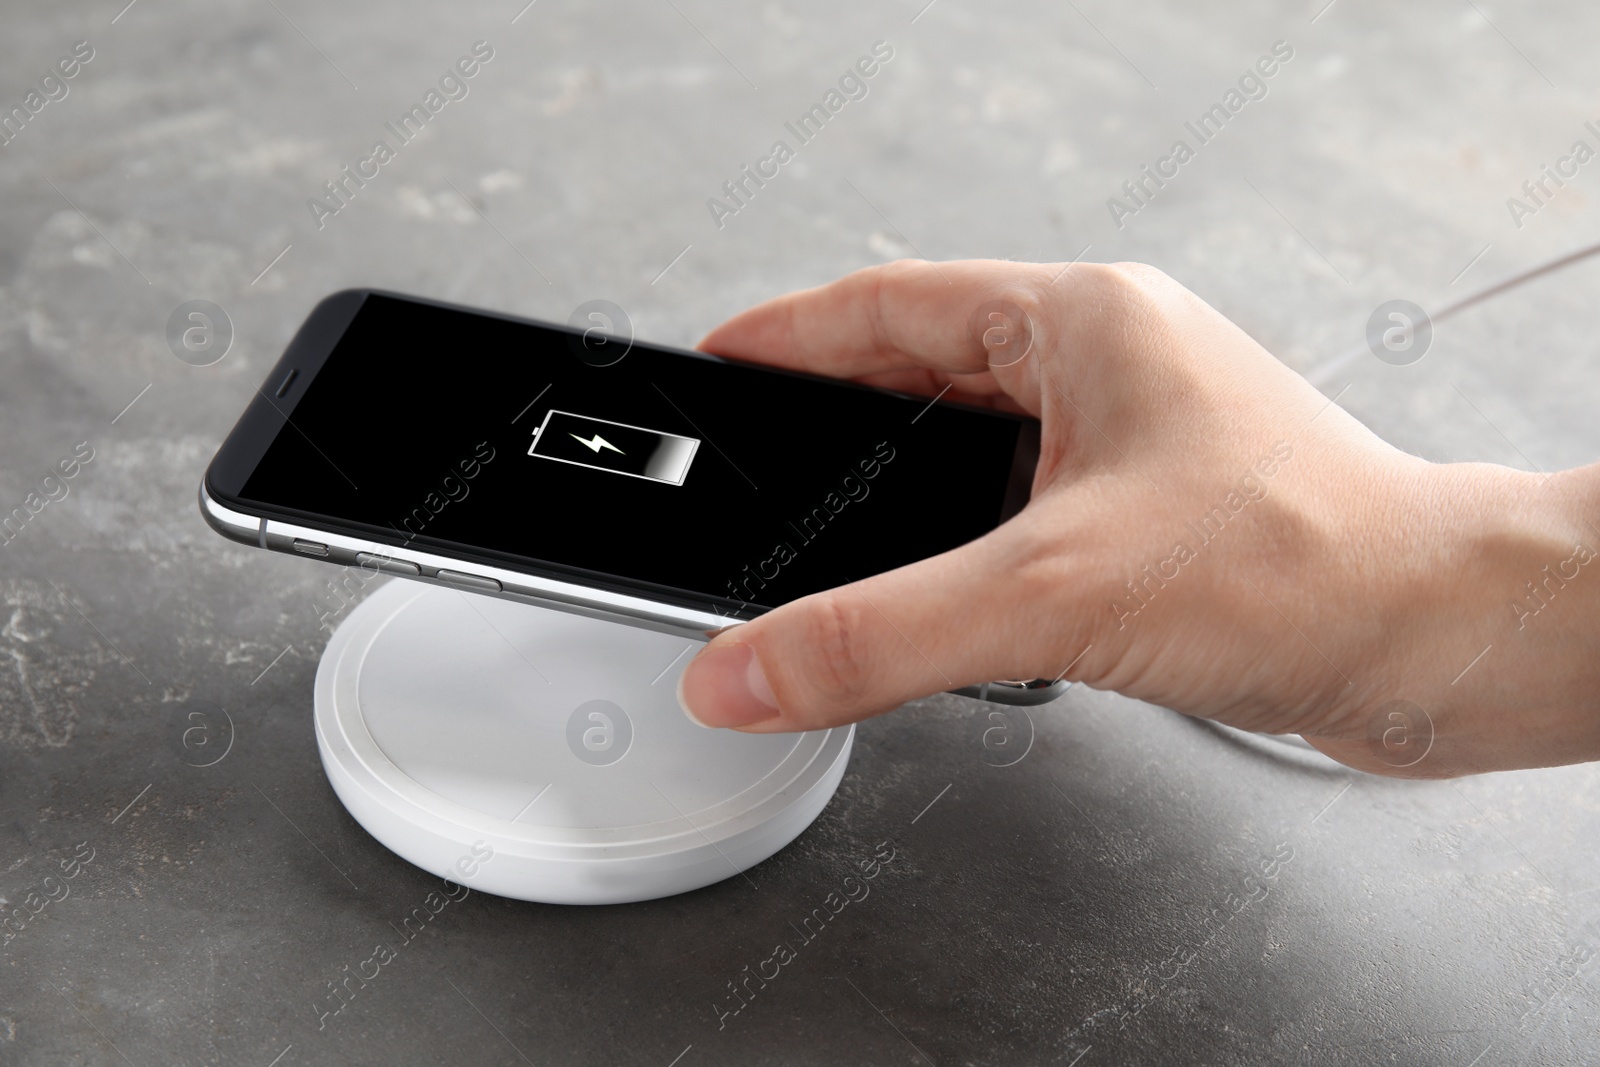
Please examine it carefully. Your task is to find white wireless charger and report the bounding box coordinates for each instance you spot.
[315,580,853,905]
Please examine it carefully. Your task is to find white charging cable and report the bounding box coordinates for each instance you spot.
[1305,237,1600,387]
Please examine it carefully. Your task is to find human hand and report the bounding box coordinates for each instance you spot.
[679,260,1600,778]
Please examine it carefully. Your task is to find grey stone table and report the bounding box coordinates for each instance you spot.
[3,0,1599,1063]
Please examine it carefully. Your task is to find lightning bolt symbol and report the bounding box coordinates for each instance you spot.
[570,433,624,455]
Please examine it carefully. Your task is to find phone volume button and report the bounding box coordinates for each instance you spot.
[356,552,421,577]
[435,569,502,593]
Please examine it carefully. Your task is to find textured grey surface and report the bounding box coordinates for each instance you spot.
[3,0,1600,1064]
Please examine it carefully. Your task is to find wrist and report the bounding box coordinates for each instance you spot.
[1377,460,1600,775]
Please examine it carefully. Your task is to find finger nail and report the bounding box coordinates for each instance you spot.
[677,642,781,729]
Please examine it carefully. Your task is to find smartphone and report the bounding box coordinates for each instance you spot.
[201,290,1065,705]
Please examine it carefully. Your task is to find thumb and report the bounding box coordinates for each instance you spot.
[676,523,1065,732]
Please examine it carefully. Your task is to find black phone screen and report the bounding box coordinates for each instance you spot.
[232,294,1033,611]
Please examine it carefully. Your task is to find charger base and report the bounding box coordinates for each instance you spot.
[314,580,853,904]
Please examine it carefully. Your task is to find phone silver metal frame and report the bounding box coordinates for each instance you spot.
[200,483,730,641]
[200,483,1070,705]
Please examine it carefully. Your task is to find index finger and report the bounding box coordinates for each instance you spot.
[696,258,1058,382]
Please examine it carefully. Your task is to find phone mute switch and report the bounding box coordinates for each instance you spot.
[292,539,330,557]
[435,569,502,594]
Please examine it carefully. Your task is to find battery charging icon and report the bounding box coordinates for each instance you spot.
[526,410,700,487]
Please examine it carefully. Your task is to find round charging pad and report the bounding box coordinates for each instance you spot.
[314,580,853,905]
